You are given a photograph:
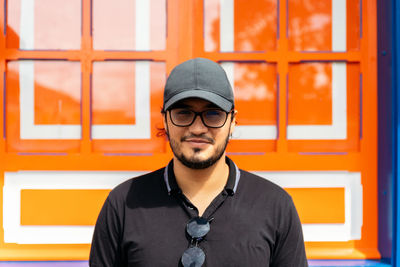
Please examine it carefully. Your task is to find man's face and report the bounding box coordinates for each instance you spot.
[164,98,236,169]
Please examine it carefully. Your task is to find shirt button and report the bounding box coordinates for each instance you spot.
[188,205,194,210]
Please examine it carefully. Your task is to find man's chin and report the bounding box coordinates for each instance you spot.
[176,154,221,170]
[170,133,229,170]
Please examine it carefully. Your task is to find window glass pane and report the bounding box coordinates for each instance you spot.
[6,60,81,152]
[221,61,277,153]
[228,62,277,125]
[7,0,81,50]
[287,62,360,152]
[92,62,136,125]
[289,63,333,126]
[92,0,166,50]
[204,0,277,52]
[91,61,166,153]
[288,0,360,51]
[33,61,81,125]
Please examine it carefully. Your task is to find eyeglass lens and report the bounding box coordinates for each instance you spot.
[181,217,211,267]
[170,109,228,128]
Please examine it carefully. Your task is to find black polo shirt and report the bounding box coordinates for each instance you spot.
[90,157,308,267]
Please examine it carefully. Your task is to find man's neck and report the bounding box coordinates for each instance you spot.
[173,155,229,207]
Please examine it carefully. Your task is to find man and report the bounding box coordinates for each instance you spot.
[90,58,308,266]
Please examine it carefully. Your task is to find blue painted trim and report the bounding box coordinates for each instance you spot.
[377,0,395,263]
[394,0,400,263]
[308,260,391,267]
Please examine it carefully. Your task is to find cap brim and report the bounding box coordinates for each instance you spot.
[163,90,233,112]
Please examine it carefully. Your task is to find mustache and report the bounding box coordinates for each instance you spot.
[181,134,215,144]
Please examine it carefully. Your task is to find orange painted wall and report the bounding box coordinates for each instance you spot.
[0,0,378,260]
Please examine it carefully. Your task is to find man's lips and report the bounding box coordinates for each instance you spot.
[181,136,214,145]
[184,138,211,143]
[184,139,211,149]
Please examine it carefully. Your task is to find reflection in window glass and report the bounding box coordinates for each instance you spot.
[204,0,277,52]
[91,61,166,153]
[227,62,277,125]
[287,62,360,151]
[288,0,360,51]
[222,62,277,152]
[288,62,350,141]
[7,0,81,50]
[92,61,136,125]
[5,60,82,152]
[288,63,333,125]
[92,0,166,50]
[33,61,81,125]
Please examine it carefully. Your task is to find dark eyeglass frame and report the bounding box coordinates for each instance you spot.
[168,108,233,128]
[181,217,211,267]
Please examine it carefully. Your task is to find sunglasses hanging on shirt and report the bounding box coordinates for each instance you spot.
[181,217,211,267]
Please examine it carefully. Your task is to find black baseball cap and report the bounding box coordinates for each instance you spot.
[163,58,234,112]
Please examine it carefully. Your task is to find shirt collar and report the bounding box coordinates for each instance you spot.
[163,157,241,196]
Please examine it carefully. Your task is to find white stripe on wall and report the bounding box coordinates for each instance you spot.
[20,0,34,50]
[233,125,277,140]
[220,0,234,52]
[332,61,347,136]
[135,0,150,51]
[332,0,347,51]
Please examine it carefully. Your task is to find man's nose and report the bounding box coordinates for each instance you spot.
[188,114,208,134]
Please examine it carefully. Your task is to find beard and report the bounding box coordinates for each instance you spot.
[169,133,230,169]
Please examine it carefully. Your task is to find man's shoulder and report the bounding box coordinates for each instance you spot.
[107,167,166,203]
[238,169,292,202]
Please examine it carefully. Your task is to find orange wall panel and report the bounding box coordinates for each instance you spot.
[21,189,110,226]
[286,187,345,224]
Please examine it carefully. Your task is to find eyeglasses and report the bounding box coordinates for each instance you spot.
[169,108,231,128]
[181,217,211,267]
